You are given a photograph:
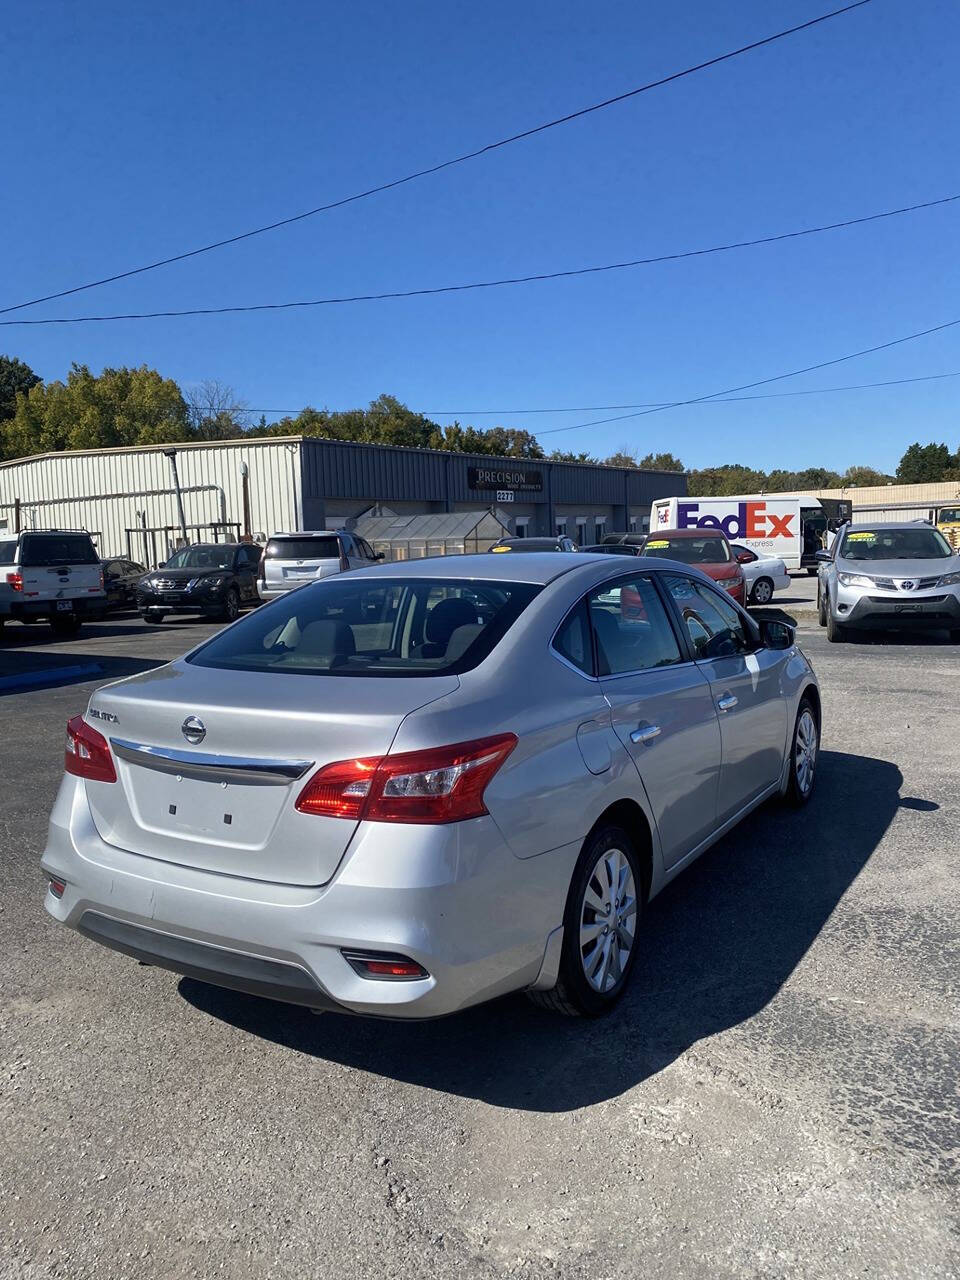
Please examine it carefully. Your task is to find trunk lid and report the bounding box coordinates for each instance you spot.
[84,662,459,886]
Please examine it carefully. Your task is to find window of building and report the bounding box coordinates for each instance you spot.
[628,516,638,534]
[575,517,587,546]
[555,518,567,537]
[595,517,608,540]
[514,517,530,539]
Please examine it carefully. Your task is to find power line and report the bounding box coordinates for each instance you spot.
[3,189,951,328]
[193,369,960,418]
[532,317,960,435]
[0,1,874,318]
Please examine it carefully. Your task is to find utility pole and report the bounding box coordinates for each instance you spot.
[163,448,189,546]
[240,462,252,540]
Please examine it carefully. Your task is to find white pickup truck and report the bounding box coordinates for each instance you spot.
[0,529,106,637]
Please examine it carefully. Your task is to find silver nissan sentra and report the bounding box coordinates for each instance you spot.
[42,553,820,1019]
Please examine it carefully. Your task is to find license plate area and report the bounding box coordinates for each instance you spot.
[56,600,73,612]
[121,768,285,848]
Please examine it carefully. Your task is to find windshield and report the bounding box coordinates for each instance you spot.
[839,528,952,561]
[939,508,960,523]
[266,537,340,559]
[165,546,234,571]
[187,576,541,677]
[642,535,731,564]
[19,533,99,566]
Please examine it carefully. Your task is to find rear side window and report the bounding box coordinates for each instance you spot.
[553,600,594,675]
[19,533,99,566]
[187,576,541,677]
[266,537,341,560]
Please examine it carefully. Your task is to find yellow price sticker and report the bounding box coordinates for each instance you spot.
[846,532,876,542]
[645,539,670,549]
[491,545,511,552]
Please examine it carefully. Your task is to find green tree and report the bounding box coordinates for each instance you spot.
[637,451,685,472]
[841,465,893,487]
[0,363,191,460]
[604,450,639,469]
[185,379,248,440]
[549,449,599,463]
[896,441,955,483]
[0,355,41,425]
[687,463,767,496]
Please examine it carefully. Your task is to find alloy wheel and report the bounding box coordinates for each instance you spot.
[795,708,818,796]
[752,578,773,605]
[579,847,637,994]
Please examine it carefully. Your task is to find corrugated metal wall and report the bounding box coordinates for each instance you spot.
[0,439,301,564]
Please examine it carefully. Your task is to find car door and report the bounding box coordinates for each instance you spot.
[661,574,788,823]
[589,573,722,868]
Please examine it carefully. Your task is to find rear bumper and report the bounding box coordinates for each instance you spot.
[41,774,574,1019]
[5,596,105,620]
[256,583,288,603]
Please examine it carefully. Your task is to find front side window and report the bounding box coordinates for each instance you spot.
[587,576,682,675]
[839,527,952,561]
[662,574,752,659]
[188,576,541,677]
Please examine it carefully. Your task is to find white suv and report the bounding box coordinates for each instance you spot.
[0,530,106,637]
[257,531,382,603]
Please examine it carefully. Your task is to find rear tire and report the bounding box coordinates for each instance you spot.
[950,630,960,644]
[49,614,81,637]
[143,611,165,625]
[750,577,774,605]
[785,697,820,806]
[528,824,643,1017]
[826,609,846,643]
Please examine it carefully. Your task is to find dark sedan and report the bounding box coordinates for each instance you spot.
[137,543,262,624]
[580,543,644,556]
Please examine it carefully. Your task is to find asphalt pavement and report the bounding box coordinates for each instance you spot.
[1,602,958,1280]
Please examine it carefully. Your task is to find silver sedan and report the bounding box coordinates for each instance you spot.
[817,522,960,642]
[42,553,821,1019]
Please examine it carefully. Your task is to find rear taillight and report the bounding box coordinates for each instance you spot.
[65,715,117,783]
[295,734,517,825]
[6,572,23,592]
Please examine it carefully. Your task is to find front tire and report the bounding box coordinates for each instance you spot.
[528,825,643,1017]
[219,589,240,623]
[817,586,827,627]
[143,611,165,625]
[785,698,820,806]
[826,609,846,643]
[750,577,774,605]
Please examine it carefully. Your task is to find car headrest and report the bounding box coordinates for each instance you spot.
[297,619,356,659]
[425,598,477,645]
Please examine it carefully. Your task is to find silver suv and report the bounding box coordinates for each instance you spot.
[258,531,382,602]
[0,529,105,637]
[817,521,960,643]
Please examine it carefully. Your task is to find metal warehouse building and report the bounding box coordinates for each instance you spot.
[0,436,687,566]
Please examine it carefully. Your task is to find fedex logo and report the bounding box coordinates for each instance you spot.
[676,501,795,539]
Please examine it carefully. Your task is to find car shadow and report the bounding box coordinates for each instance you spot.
[0,649,165,696]
[181,749,903,1112]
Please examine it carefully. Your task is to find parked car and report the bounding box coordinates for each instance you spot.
[0,529,105,637]
[258,530,382,602]
[729,544,791,606]
[103,557,147,610]
[602,532,648,547]
[491,536,578,552]
[43,553,819,1020]
[817,522,960,643]
[637,529,746,606]
[137,542,261,624]
[580,543,644,556]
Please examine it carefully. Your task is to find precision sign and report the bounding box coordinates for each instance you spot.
[467,467,543,493]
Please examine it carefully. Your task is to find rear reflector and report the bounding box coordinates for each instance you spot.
[47,876,66,898]
[342,951,429,981]
[295,734,517,824]
[65,715,117,784]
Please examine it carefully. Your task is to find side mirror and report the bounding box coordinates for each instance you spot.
[735,551,755,565]
[815,550,832,563]
[375,552,385,560]
[759,618,795,650]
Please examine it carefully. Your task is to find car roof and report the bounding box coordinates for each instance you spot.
[268,530,343,537]
[842,521,935,532]
[647,527,731,539]
[341,550,712,588]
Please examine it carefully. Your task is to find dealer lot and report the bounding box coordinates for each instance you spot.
[1,614,957,1279]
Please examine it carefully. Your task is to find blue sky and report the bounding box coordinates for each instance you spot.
[3,0,957,472]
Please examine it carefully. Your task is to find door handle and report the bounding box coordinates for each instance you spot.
[630,723,662,745]
[716,693,738,712]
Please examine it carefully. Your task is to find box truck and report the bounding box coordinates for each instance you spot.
[649,495,851,572]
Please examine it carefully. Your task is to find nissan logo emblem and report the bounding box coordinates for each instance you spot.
[181,715,206,745]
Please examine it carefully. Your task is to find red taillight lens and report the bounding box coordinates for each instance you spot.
[65,715,117,783]
[295,734,517,825]
[47,876,66,898]
[6,572,23,592]
[342,951,429,980]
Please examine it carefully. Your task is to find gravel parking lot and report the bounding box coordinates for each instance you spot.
[1,605,957,1280]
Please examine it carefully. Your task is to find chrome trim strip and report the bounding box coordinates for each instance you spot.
[110,737,312,786]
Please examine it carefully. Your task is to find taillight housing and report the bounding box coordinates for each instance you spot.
[6,572,23,592]
[65,715,117,783]
[296,734,517,824]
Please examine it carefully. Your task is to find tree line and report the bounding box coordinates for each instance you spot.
[1,355,958,492]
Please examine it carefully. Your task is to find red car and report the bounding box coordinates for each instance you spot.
[638,528,747,606]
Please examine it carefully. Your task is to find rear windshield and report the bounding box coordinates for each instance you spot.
[19,533,99,566]
[165,545,235,571]
[839,527,952,561]
[266,536,340,560]
[187,576,541,677]
[641,536,731,564]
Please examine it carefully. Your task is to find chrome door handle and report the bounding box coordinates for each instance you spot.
[630,723,662,744]
[716,694,738,712]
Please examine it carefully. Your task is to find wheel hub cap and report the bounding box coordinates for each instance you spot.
[580,847,637,993]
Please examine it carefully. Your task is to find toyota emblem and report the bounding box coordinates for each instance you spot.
[899,580,916,592]
[181,715,206,744]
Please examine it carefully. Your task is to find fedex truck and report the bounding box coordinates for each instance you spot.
[650,495,851,571]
